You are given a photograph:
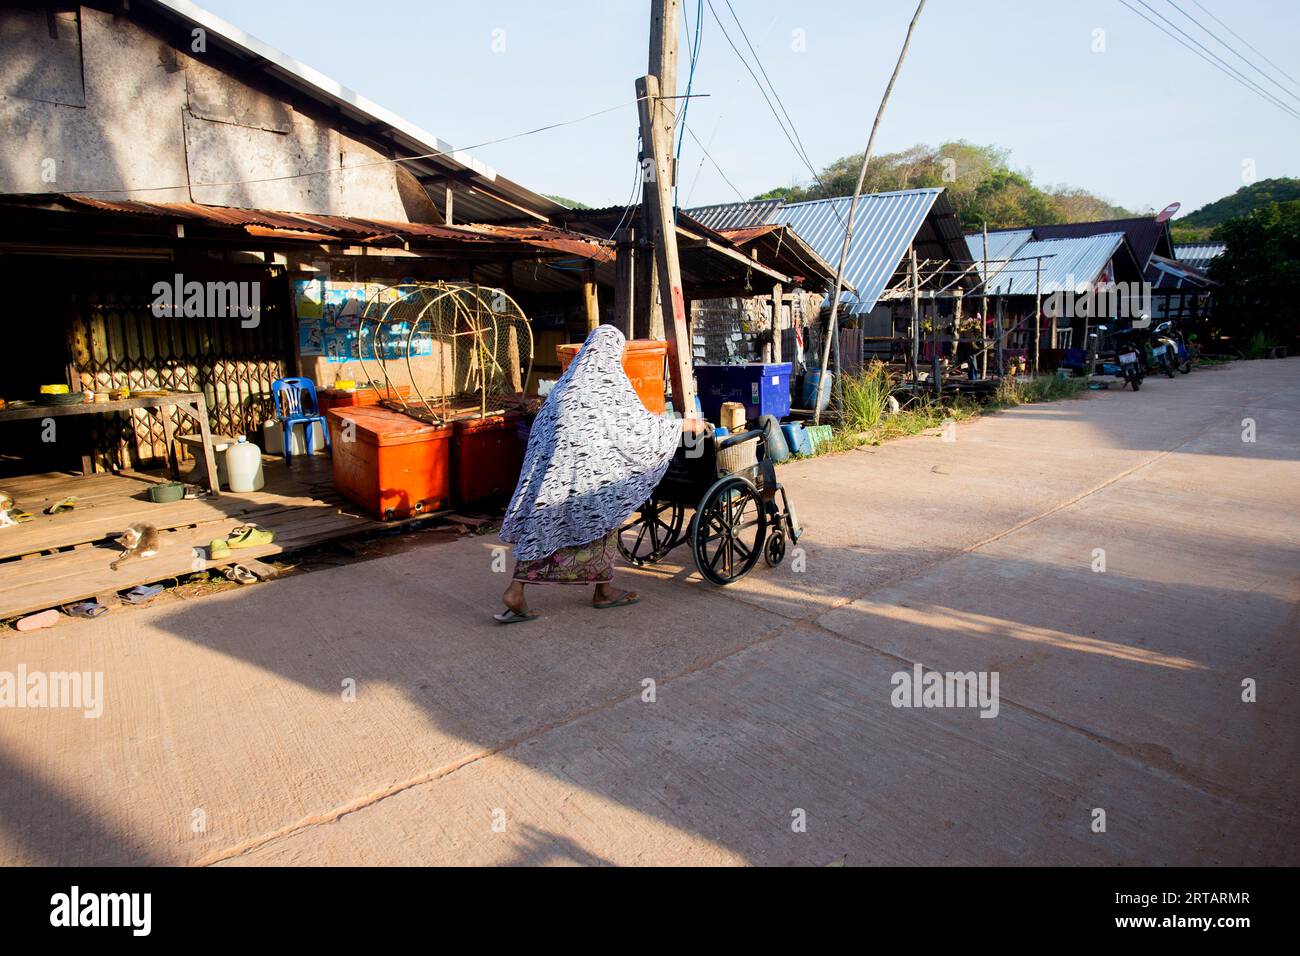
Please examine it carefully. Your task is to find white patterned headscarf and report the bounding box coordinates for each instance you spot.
[501,325,683,561]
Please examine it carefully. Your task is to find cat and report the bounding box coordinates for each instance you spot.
[110,523,160,571]
[0,492,16,528]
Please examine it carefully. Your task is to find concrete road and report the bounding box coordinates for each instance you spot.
[1,361,1297,866]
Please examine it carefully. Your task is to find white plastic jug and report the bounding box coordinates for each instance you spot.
[225,436,265,493]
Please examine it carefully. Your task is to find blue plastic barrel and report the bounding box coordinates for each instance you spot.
[802,369,833,412]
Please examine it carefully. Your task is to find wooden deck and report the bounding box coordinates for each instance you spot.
[0,457,382,620]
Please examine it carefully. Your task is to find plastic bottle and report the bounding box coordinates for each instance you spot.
[225,436,266,492]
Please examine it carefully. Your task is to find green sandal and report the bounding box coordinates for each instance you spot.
[227,525,275,549]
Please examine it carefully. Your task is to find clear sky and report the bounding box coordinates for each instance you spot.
[197,0,1300,218]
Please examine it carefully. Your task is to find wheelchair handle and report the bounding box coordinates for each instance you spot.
[716,428,765,450]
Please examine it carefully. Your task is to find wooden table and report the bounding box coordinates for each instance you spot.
[0,391,221,496]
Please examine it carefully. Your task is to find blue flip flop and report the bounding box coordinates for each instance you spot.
[493,608,540,624]
[121,584,164,605]
[66,600,109,619]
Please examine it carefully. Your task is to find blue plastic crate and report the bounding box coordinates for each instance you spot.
[695,363,792,424]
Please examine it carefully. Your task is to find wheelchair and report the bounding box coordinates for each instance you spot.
[616,427,802,585]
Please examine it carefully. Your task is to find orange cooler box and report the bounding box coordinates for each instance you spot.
[556,338,666,414]
[327,406,451,520]
[453,414,524,505]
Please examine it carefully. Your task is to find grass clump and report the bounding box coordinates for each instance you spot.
[816,364,1084,456]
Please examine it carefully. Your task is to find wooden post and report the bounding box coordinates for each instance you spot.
[770,282,783,363]
[443,185,454,226]
[910,246,920,389]
[1033,256,1042,376]
[636,73,695,415]
[582,265,600,332]
[980,224,989,380]
[614,227,636,339]
[637,0,679,344]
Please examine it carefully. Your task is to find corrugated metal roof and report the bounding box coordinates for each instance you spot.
[686,199,783,231]
[764,189,946,314]
[979,233,1126,296]
[964,229,1033,265]
[44,194,614,261]
[1174,242,1225,271]
[1029,217,1173,269]
[1149,254,1215,289]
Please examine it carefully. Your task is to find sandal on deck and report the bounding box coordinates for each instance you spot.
[227,525,274,549]
[593,591,640,610]
[493,607,540,624]
[44,496,77,515]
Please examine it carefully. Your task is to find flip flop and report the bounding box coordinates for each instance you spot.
[221,564,258,586]
[15,608,61,631]
[120,584,164,605]
[593,591,640,610]
[493,607,540,624]
[45,496,77,515]
[10,509,34,523]
[66,600,108,619]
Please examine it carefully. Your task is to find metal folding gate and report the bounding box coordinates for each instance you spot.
[66,267,294,471]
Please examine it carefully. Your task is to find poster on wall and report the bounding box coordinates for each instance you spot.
[293,278,437,364]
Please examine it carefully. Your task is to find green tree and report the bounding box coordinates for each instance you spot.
[755,141,1130,231]
[1209,199,1300,347]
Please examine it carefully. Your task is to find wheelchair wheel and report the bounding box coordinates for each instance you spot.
[617,499,684,566]
[764,530,786,567]
[691,475,767,585]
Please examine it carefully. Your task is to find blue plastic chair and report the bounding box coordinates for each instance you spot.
[271,377,330,462]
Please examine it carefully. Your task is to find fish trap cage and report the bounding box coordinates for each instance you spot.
[357,282,534,424]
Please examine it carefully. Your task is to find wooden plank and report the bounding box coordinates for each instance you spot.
[0,509,376,620]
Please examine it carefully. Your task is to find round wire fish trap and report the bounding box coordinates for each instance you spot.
[357,282,533,424]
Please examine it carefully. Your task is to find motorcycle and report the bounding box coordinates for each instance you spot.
[1154,319,1192,374]
[1117,321,1177,379]
[1094,324,1144,391]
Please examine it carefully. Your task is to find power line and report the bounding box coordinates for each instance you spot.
[1117,0,1300,121]
[69,96,649,196]
[721,0,821,192]
[1165,0,1300,107]
[704,1,838,204]
[682,121,747,202]
[1188,0,1300,96]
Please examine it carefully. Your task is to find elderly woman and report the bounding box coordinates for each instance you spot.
[495,325,696,623]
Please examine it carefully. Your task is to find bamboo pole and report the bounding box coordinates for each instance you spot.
[812,0,927,425]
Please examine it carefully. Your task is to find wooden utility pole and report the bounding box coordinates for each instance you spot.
[636,72,695,415]
[636,0,680,342]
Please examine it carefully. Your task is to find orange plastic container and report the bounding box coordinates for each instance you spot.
[452,413,524,505]
[327,406,451,520]
[317,385,411,414]
[556,338,666,414]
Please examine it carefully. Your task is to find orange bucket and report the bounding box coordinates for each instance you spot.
[556,338,667,414]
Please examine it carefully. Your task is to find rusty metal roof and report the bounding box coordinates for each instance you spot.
[37,194,613,262]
